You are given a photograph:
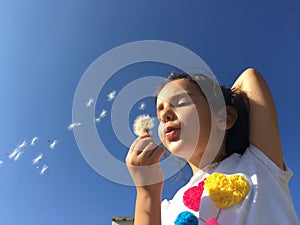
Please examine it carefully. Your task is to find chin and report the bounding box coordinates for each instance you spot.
[167,140,198,160]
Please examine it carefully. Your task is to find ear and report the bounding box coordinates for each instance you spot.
[217,106,238,130]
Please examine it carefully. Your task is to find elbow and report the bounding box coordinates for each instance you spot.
[241,67,265,84]
[244,67,261,76]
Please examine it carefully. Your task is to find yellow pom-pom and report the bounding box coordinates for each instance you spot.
[204,173,250,208]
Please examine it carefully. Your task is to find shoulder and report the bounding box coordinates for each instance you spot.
[217,145,292,183]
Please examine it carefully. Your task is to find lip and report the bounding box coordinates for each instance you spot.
[164,126,180,139]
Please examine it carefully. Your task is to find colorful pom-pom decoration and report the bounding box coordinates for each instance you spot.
[174,211,198,225]
[204,218,220,225]
[183,180,205,211]
[204,173,250,208]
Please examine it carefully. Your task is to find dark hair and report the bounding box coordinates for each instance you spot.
[156,72,249,157]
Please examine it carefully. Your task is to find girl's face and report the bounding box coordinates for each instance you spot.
[156,79,212,162]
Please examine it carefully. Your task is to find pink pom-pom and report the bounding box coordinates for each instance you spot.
[204,218,219,225]
[183,180,205,211]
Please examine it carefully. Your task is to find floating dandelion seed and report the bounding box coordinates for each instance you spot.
[49,140,57,150]
[95,109,108,122]
[99,109,108,118]
[86,98,94,107]
[17,140,27,149]
[68,122,82,130]
[138,102,146,110]
[133,114,155,136]
[8,148,20,159]
[30,137,39,146]
[0,160,3,166]
[32,153,43,165]
[14,151,23,161]
[107,90,117,101]
[40,164,48,175]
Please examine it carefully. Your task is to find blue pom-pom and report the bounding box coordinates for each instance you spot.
[174,211,198,225]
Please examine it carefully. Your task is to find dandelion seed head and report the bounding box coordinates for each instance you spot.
[133,114,154,136]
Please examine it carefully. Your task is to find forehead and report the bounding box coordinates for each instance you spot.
[157,79,201,100]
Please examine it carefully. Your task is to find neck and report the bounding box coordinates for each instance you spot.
[188,145,227,174]
[188,161,201,174]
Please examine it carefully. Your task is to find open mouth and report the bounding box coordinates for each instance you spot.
[164,126,180,139]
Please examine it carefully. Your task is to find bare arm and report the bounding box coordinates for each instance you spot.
[232,68,284,169]
[134,185,162,225]
[126,136,164,225]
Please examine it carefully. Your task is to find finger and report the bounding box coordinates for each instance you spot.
[129,138,140,151]
[139,134,150,139]
[143,141,159,152]
[129,135,151,151]
[133,137,153,153]
[134,141,158,158]
[127,138,141,159]
[140,143,164,160]
[149,145,164,159]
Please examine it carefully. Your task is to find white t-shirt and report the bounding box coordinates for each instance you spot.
[161,144,300,225]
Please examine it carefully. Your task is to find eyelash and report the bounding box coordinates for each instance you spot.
[156,99,190,111]
[177,100,190,107]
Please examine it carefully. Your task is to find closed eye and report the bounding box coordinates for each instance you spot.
[177,99,193,107]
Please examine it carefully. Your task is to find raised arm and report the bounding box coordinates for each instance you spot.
[126,135,164,225]
[232,68,284,169]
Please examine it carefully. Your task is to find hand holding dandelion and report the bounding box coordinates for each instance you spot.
[133,114,155,136]
[127,114,164,187]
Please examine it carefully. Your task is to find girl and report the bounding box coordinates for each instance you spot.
[126,68,299,225]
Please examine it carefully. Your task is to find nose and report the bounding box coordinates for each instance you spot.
[159,103,176,123]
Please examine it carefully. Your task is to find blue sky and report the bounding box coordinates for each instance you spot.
[1,0,299,224]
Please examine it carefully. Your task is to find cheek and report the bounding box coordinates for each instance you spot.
[178,105,200,129]
[158,122,165,142]
[177,105,201,147]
